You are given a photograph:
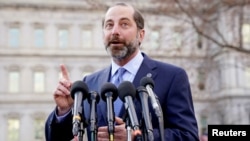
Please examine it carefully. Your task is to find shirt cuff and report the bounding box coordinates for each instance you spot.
[55,108,72,122]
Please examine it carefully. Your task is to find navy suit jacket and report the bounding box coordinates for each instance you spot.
[45,53,199,141]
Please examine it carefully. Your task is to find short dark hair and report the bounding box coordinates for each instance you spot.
[102,2,144,30]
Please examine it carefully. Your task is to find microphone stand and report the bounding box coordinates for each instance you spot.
[155,95,164,141]
[89,110,97,141]
[139,119,146,141]
[72,116,86,141]
[125,116,132,141]
[123,111,132,141]
[72,110,85,141]
[77,121,84,141]
[123,110,143,141]
[72,103,87,141]
[89,91,99,141]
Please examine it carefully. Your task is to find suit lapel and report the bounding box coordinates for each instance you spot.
[133,54,157,88]
[119,54,158,118]
[98,66,112,124]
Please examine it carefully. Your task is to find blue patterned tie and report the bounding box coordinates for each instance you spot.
[113,67,126,116]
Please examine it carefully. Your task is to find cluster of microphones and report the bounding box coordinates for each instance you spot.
[70,76,164,141]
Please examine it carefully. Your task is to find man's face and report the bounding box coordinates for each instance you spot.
[103,5,144,60]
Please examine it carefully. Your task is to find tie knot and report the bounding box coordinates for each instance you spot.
[117,67,126,76]
[114,67,126,87]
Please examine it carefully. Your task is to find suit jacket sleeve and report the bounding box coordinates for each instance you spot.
[45,108,74,141]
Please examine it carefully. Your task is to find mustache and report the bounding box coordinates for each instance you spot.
[108,36,124,44]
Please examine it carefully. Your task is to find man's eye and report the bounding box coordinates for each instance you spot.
[105,23,113,29]
[121,23,128,27]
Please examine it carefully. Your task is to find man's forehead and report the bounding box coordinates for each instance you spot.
[104,5,134,21]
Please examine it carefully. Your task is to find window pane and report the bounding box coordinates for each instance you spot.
[200,116,207,128]
[246,67,250,87]
[34,28,45,48]
[8,28,20,48]
[200,116,208,134]
[34,71,45,93]
[242,24,250,44]
[82,29,92,48]
[7,118,20,141]
[173,32,182,47]
[8,71,20,93]
[58,29,68,48]
[34,119,45,141]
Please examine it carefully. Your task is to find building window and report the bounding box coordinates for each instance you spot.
[82,29,93,48]
[173,32,182,48]
[33,71,45,93]
[200,116,207,134]
[242,23,250,44]
[149,30,160,48]
[8,27,20,48]
[34,28,45,48]
[8,71,20,93]
[246,67,250,88]
[34,118,45,141]
[58,29,68,48]
[7,118,20,141]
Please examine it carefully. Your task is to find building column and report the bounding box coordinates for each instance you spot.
[20,66,32,93]
[0,114,7,141]
[0,65,6,92]
[19,113,34,141]
[46,24,57,48]
[46,65,59,93]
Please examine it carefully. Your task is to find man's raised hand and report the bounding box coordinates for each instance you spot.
[54,64,74,116]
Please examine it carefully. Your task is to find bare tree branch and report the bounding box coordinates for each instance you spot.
[173,0,250,54]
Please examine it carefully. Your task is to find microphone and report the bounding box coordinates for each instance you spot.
[100,82,118,141]
[87,91,100,141]
[137,86,154,141]
[140,76,164,141]
[70,80,89,136]
[140,77,159,113]
[118,81,141,133]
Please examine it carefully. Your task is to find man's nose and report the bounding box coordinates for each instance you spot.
[111,24,120,35]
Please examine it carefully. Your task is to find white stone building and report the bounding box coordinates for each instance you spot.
[0,0,250,141]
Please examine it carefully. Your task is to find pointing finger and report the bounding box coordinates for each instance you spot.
[60,64,70,80]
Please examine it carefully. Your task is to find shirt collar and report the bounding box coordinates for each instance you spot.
[111,50,143,77]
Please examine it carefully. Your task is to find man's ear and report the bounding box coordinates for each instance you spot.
[138,29,145,43]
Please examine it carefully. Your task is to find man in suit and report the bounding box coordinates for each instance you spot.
[45,2,199,141]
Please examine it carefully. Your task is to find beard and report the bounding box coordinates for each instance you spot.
[105,36,139,61]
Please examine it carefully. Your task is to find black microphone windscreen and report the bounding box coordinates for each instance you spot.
[100,82,118,102]
[88,91,100,104]
[140,76,155,88]
[70,80,89,99]
[118,81,136,102]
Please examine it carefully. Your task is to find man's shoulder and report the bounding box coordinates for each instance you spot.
[143,52,184,71]
[145,56,185,72]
